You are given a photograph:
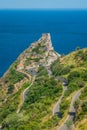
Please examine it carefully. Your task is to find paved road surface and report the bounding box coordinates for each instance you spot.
[23,77,35,102]
[16,76,35,113]
[57,89,81,130]
[53,81,67,116]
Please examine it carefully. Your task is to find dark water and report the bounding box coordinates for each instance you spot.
[0,10,87,77]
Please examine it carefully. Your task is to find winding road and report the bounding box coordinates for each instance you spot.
[53,81,67,116]
[57,89,81,130]
[22,77,35,102]
[16,70,35,113]
[18,70,31,81]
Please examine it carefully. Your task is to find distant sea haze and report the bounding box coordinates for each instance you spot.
[0,10,87,77]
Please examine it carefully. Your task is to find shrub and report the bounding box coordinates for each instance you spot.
[68,71,80,82]
[81,102,87,114]
[60,100,70,116]
[8,84,14,94]
[51,60,71,76]
[74,100,80,110]
[74,50,87,61]
[81,70,87,81]
[78,81,84,88]
[37,66,48,77]
[6,69,24,84]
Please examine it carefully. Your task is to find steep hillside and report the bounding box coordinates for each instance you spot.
[51,48,87,130]
[0,34,87,130]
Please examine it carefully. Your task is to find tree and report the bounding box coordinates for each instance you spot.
[8,84,14,94]
[68,71,80,82]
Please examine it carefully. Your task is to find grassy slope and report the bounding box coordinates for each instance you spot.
[51,48,87,130]
[0,48,87,130]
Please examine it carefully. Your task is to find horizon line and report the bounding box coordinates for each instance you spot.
[0,8,87,10]
[0,9,87,12]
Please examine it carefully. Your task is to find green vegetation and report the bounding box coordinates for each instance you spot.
[51,49,87,120]
[0,45,87,130]
[75,86,87,122]
[4,67,24,85]
[8,84,14,94]
[20,76,62,129]
[74,49,87,62]
[68,71,80,82]
[60,70,85,116]
[42,115,60,129]
[37,66,48,77]
[51,59,73,76]
[25,57,41,66]
[24,76,62,105]
[65,120,73,130]
[0,82,30,128]
[32,43,46,54]
[32,45,40,53]
[0,75,62,130]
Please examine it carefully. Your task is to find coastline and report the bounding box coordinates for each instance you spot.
[1,33,61,79]
[0,10,87,77]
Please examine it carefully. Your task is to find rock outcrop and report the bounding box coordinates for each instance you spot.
[17,33,60,72]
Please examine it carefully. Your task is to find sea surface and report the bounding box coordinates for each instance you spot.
[0,10,87,77]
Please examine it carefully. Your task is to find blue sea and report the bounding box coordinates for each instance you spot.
[0,10,87,77]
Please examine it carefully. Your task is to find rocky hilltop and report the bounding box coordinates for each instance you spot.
[0,33,59,95]
[0,34,87,130]
[17,33,59,74]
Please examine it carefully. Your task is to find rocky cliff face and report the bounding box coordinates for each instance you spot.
[17,33,59,72]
